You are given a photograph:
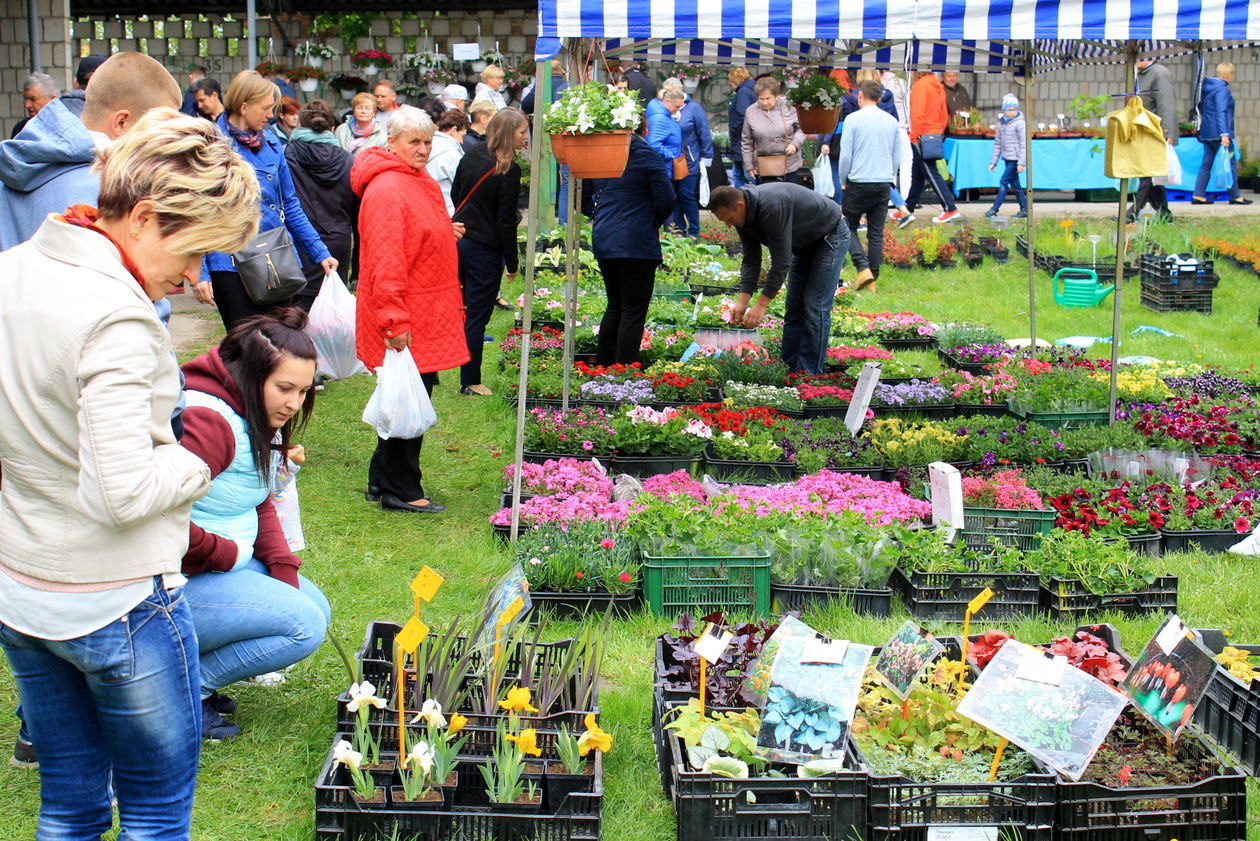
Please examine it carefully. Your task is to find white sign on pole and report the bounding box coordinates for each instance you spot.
[844,362,882,436]
[452,43,481,61]
[929,462,964,541]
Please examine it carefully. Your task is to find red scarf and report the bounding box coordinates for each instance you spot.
[58,204,147,290]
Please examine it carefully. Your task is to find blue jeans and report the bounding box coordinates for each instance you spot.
[0,580,201,840]
[990,159,1027,211]
[828,157,844,206]
[728,164,748,188]
[780,220,849,374]
[671,171,700,237]
[557,163,570,224]
[182,558,330,696]
[1194,139,1240,200]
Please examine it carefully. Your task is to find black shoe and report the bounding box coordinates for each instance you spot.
[313,373,327,392]
[10,734,36,769]
[1230,197,1253,205]
[494,298,513,311]
[1191,197,1210,205]
[380,492,446,514]
[206,690,237,715]
[201,699,240,742]
[365,485,381,503]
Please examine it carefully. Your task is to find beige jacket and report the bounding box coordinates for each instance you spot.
[0,216,211,584]
[741,97,806,175]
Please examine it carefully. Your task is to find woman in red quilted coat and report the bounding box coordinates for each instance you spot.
[352,106,470,513]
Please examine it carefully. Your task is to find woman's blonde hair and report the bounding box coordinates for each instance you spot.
[481,64,505,83]
[223,69,280,116]
[468,98,497,124]
[728,66,752,85]
[351,91,376,111]
[95,107,260,256]
[856,68,881,85]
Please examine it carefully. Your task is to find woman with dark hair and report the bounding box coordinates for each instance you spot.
[586,116,675,364]
[271,95,300,146]
[192,70,337,330]
[178,307,330,739]
[285,99,358,308]
[450,107,529,396]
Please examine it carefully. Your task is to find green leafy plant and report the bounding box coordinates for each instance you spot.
[786,73,844,111]
[478,720,540,804]
[663,698,768,770]
[544,81,643,135]
[1025,529,1158,594]
[1069,93,1110,125]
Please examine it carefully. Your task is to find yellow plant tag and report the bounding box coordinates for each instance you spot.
[395,617,430,654]
[967,587,994,616]
[410,566,444,603]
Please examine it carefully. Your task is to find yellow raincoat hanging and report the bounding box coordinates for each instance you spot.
[1104,95,1167,178]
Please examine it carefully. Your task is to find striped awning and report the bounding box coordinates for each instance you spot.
[535,0,1259,60]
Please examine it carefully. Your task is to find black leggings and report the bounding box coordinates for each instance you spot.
[367,371,438,501]
[596,258,656,365]
[209,270,292,331]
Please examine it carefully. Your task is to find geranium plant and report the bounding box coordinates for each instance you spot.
[290,65,327,82]
[351,49,394,69]
[544,81,643,135]
[255,61,290,78]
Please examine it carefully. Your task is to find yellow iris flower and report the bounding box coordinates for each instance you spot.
[448,712,468,735]
[577,713,613,756]
[498,686,540,714]
[505,728,543,757]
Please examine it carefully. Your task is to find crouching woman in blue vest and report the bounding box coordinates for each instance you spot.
[178,307,331,740]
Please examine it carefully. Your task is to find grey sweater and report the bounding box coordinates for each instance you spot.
[741,97,806,175]
[735,183,844,298]
[990,114,1026,167]
[1136,61,1179,144]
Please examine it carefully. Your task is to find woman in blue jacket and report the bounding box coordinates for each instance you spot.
[586,119,676,364]
[1193,63,1250,205]
[665,79,715,239]
[646,89,684,166]
[191,71,338,329]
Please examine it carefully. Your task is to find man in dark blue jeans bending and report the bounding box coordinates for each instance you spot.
[710,183,849,374]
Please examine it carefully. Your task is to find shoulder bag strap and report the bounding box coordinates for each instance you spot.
[453,166,497,219]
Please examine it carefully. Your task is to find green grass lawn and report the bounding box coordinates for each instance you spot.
[0,225,1258,839]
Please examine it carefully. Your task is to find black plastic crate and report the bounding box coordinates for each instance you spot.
[1140,283,1213,314]
[1159,527,1240,554]
[770,582,893,617]
[663,705,868,841]
[1139,253,1220,290]
[1054,729,1247,841]
[1194,629,1260,776]
[877,336,936,352]
[866,770,1056,841]
[890,566,1042,621]
[1039,575,1178,620]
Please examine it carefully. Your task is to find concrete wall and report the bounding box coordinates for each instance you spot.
[0,0,72,136]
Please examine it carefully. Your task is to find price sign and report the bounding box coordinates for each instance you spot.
[395,617,430,655]
[844,362,882,435]
[451,43,480,61]
[410,566,444,603]
[927,827,999,841]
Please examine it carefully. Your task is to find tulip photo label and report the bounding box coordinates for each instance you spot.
[1120,614,1219,742]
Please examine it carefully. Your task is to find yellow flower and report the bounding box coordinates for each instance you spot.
[498,686,540,714]
[505,728,543,757]
[577,713,613,756]
[448,712,468,735]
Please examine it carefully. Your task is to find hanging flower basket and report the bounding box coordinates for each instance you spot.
[562,131,632,179]
[787,73,845,135]
[542,82,643,179]
[797,106,840,135]
[550,132,570,165]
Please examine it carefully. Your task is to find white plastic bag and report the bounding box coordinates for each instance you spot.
[361,348,437,439]
[698,158,712,207]
[811,155,834,198]
[1152,144,1182,186]
[307,271,367,380]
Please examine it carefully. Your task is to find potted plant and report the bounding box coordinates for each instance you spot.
[330,73,367,98]
[609,405,712,477]
[882,231,920,271]
[351,48,394,76]
[785,72,845,135]
[410,698,469,806]
[778,415,885,478]
[871,380,953,419]
[255,60,290,80]
[522,406,617,461]
[706,427,796,483]
[769,508,898,615]
[514,522,640,617]
[546,715,609,810]
[675,64,718,93]
[290,65,327,93]
[330,738,383,806]
[294,41,337,68]
[543,82,643,179]
[1025,530,1176,619]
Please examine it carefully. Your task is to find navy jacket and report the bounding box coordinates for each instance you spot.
[587,134,676,262]
[728,80,757,164]
[677,97,715,174]
[824,89,897,160]
[1198,76,1234,141]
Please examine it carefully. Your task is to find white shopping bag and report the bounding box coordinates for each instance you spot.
[1152,144,1182,186]
[811,155,834,198]
[307,271,367,380]
[361,348,437,439]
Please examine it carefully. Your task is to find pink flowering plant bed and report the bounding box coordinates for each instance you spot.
[524,407,617,457]
[512,522,640,617]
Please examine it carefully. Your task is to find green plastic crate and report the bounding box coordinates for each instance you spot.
[1007,402,1109,430]
[961,507,1056,552]
[642,553,771,617]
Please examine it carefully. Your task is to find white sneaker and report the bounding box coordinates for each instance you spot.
[247,670,289,686]
[933,210,962,224]
[897,213,915,229]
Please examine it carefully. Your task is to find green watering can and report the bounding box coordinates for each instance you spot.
[1052,267,1115,308]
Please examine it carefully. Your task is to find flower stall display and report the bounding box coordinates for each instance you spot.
[861,311,936,349]
[351,49,393,75]
[777,417,883,476]
[543,82,643,179]
[885,527,1041,620]
[514,522,640,616]
[523,407,617,458]
[868,419,969,468]
[962,469,1045,510]
[935,369,1018,411]
[1008,367,1112,423]
[956,417,1067,467]
[826,344,894,368]
[723,382,804,415]
[1025,530,1176,619]
[870,380,951,417]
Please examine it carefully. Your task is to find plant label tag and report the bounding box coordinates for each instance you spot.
[927,827,998,841]
[929,461,964,539]
[801,636,849,664]
[967,587,995,616]
[395,617,430,654]
[497,596,525,629]
[451,42,480,61]
[844,362,882,436]
[410,566,444,602]
[1016,650,1068,686]
[694,623,733,665]
[1155,614,1190,654]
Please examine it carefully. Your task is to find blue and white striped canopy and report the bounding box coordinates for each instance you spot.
[535,0,1260,60]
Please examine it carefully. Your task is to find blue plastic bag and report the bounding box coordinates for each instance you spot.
[1208,146,1234,192]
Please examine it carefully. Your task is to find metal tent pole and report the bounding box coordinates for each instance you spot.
[247,0,258,69]
[1108,48,1138,425]
[26,0,40,72]
[1024,42,1036,347]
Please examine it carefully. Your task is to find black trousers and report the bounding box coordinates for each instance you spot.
[293,230,352,312]
[905,145,956,213]
[596,258,656,365]
[210,270,292,331]
[367,371,437,501]
[841,181,891,277]
[1133,178,1171,219]
[458,238,506,387]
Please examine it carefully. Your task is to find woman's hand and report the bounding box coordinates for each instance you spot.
[193,280,215,305]
[452,222,466,241]
[320,257,339,275]
[1017,164,1025,173]
[386,332,412,350]
[820,144,830,156]
[287,444,306,466]
[785,143,798,156]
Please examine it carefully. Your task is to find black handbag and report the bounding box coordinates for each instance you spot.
[233,226,306,306]
[919,133,945,160]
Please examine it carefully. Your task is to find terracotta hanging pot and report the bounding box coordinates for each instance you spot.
[797,106,840,136]
[549,132,570,165]
[562,131,632,179]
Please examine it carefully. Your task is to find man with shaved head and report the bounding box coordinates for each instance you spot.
[0,52,182,249]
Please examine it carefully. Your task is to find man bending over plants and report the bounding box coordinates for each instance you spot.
[709,183,849,374]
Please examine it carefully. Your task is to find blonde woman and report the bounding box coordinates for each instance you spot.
[193,70,336,329]
[335,91,389,156]
[475,64,508,111]
[465,97,496,149]
[0,107,258,840]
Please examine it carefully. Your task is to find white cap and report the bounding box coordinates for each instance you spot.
[441,84,469,101]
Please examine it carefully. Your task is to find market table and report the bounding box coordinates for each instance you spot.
[944,135,1236,194]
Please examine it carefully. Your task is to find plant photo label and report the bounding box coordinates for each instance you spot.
[1121,613,1219,743]
[475,564,533,650]
[956,639,1128,780]
[874,620,946,699]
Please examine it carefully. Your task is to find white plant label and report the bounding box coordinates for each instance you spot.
[844,362,882,436]
[801,637,849,665]
[929,462,964,540]
[1015,649,1068,686]
[1155,614,1190,655]
[452,43,480,61]
[694,623,734,665]
[928,828,998,841]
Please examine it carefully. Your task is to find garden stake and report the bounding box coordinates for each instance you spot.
[988,737,1008,781]
[902,698,910,720]
[699,658,707,716]
[959,587,994,690]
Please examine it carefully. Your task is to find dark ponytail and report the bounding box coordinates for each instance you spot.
[218,306,318,480]
[300,99,335,134]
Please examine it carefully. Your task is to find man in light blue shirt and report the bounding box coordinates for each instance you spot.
[837,79,901,290]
